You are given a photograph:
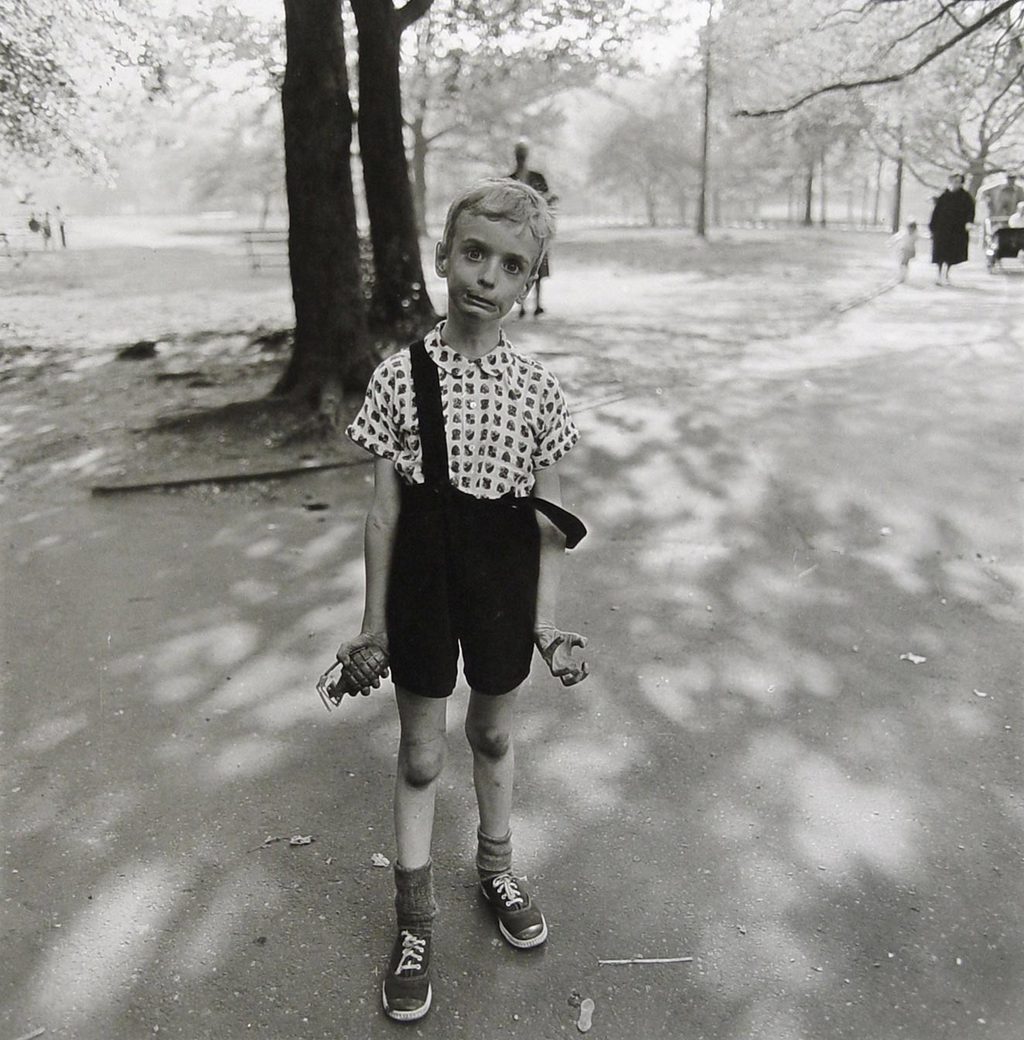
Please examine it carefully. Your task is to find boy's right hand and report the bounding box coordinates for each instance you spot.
[334,631,390,697]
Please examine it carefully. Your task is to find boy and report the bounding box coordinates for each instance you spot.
[336,178,588,1022]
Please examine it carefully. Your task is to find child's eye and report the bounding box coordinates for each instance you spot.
[504,260,522,274]
[465,247,484,261]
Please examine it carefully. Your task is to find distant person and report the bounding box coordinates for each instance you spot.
[55,205,67,248]
[509,141,557,316]
[889,220,919,282]
[929,173,975,285]
[334,178,587,1023]
[1008,201,1024,229]
[981,172,1024,224]
[41,212,53,250]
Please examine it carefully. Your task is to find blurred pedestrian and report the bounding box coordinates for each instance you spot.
[55,205,67,248]
[928,173,975,285]
[509,141,558,316]
[41,212,53,250]
[889,220,919,282]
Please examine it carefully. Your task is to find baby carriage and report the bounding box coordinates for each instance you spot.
[983,217,1024,271]
[979,174,1024,271]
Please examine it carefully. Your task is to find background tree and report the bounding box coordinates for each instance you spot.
[588,91,700,226]
[721,0,1023,117]
[715,0,1024,224]
[189,111,286,226]
[868,38,1024,197]
[399,0,664,228]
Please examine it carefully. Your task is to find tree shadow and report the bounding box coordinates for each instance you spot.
[4,236,1021,1039]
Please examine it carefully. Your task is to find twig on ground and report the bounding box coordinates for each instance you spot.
[11,1028,47,1040]
[598,955,694,965]
[248,835,284,853]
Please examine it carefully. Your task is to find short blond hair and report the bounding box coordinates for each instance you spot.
[440,178,555,276]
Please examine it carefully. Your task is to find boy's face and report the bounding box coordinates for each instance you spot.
[436,212,541,324]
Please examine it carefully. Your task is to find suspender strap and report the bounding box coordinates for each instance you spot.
[531,496,587,550]
[409,339,449,488]
[407,338,587,549]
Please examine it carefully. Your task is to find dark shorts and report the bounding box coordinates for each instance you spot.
[386,482,540,698]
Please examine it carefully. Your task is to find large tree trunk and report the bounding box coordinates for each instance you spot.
[349,0,437,334]
[275,0,375,406]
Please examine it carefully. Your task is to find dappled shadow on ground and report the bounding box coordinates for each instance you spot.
[3,235,1022,1039]
[4,309,1021,1040]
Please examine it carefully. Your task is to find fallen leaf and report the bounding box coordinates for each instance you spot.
[289,835,314,846]
[371,852,390,868]
[899,653,927,664]
[973,689,989,698]
[577,997,595,1033]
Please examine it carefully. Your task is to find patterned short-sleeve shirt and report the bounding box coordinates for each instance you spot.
[347,324,579,499]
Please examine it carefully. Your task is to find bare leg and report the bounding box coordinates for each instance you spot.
[394,687,448,869]
[465,687,519,839]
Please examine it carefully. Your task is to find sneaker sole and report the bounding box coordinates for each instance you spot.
[498,916,548,949]
[382,981,432,1022]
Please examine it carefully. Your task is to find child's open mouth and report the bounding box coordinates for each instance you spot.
[465,292,494,310]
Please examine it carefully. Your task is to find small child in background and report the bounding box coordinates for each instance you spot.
[889,220,918,282]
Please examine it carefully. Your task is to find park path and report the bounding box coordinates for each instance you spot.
[2,238,1022,1040]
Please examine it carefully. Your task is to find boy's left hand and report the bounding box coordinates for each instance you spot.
[534,622,589,686]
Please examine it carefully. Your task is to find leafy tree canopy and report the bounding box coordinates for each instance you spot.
[719,0,1023,116]
[1,0,160,174]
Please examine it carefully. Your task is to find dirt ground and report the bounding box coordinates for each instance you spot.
[2,224,1022,1040]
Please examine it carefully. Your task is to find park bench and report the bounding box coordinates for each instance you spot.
[242,229,289,271]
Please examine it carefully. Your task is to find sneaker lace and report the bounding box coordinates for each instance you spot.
[491,873,525,909]
[395,930,426,975]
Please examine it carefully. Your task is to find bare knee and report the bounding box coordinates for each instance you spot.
[400,739,446,789]
[465,719,512,762]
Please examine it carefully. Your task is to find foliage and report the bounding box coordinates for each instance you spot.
[719,0,1023,116]
[401,0,669,213]
[866,34,1024,193]
[712,0,1023,216]
[0,0,160,175]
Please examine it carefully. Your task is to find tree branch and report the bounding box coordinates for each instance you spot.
[396,0,434,35]
[735,0,1020,117]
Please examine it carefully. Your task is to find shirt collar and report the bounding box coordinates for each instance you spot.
[425,322,513,379]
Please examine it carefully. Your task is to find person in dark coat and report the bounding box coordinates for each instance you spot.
[509,142,557,316]
[929,173,976,284]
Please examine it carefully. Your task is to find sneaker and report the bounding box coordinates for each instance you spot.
[382,929,432,1022]
[480,872,548,949]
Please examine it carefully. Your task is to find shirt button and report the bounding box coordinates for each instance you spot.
[467,401,476,409]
